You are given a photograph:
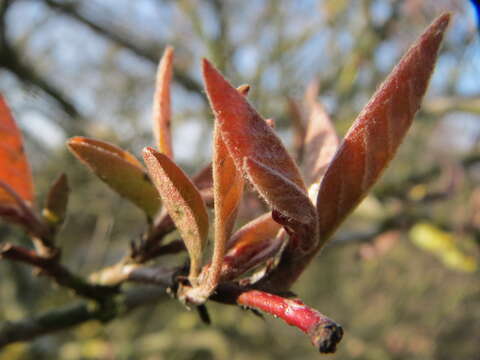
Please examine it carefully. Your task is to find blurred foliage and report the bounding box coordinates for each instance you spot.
[410,222,477,272]
[1,0,479,359]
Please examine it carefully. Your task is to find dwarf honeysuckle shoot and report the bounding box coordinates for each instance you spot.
[0,13,450,354]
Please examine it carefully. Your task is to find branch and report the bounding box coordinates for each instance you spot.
[0,243,117,300]
[126,270,344,354]
[0,46,82,120]
[0,285,167,348]
[0,0,85,133]
[0,248,343,353]
[43,0,202,94]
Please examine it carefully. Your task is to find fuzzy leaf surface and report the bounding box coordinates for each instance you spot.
[203,59,306,193]
[316,13,451,245]
[153,46,174,158]
[67,137,160,217]
[202,117,245,291]
[222,212,282,281]
[244,157,316,225]
[303,100,339,189]
[143,147,208,280]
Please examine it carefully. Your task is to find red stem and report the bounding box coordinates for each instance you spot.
[237,290,343,353]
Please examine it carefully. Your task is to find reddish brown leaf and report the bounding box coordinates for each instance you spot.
[221,212,283,281]
[143,147,209,281]
[67,137,160,217]
[153,46,174,158]
[303,98,339,189]
[192,163,213,190]
[200,109,245,297]
[227,212,280,249]
[0,95,34,205]
[178,85,250,303]
[244,157,316,225]
[203,59,307,193]
[316,13,450,245]
[286,97,307,162]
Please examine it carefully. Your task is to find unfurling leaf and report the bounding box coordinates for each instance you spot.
[43,174,69,227]
[192,163,214,207]
[197,84,251,298]
[153,46,174,158]
[286,97,307,161]
[192,163,213,190]
[303,90,339,189]
[316,13,450,246]
[227,212,280,250]
[222,212,283,281]
[0,95,34,205]
[143,147,209,282]
[67,137,160,217]
[202,59,307,193]
[244,157,316,225]
[244,157,318,256]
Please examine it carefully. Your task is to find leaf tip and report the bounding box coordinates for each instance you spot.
[237,84,250,96]
[202,58,223,93]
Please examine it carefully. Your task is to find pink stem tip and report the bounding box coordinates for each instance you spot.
[237,290,343,353]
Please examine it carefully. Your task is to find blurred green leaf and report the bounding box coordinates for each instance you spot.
[410,223,477,273]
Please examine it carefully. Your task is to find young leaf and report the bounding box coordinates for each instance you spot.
[153,46,174,158]
[286,97,307,161]
[43,173,69,227]
[222,212,283,281]
[244,157,316,225]
[303,93,339,189]
[258,13,452,292]
[197,84,251,298]
[316,13,451,245]
[0,95,34,205]
[202,59,307,193]
[67,137,160,217]
[226,212,280,249]
[69,136,144,167]
[192,163,213,191]
[143,147,209,281]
